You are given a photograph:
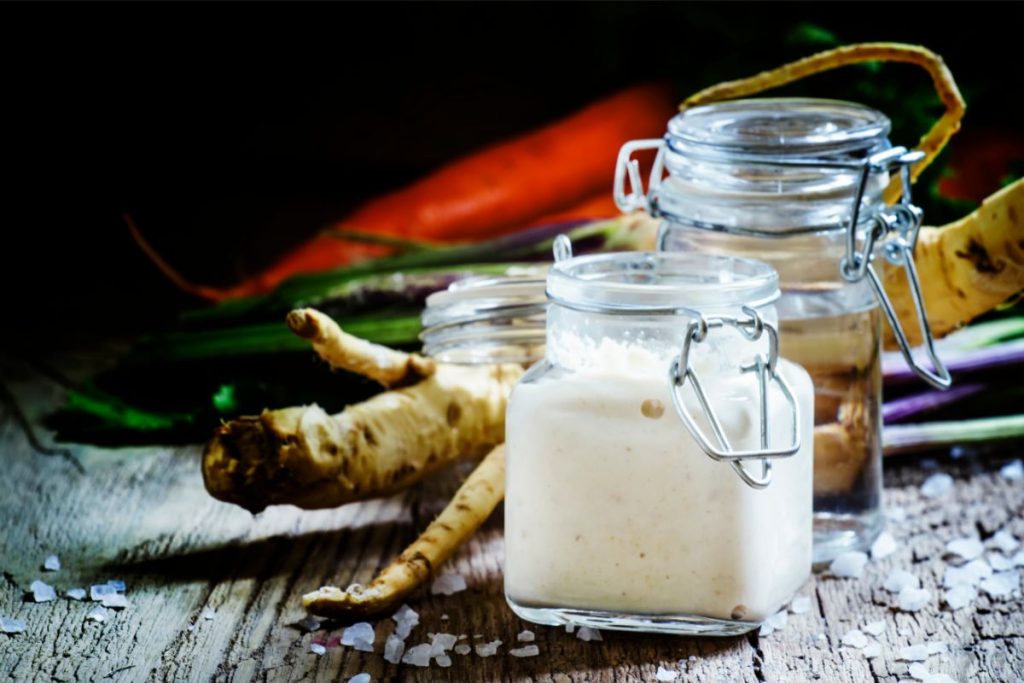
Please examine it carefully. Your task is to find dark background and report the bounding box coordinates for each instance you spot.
[3,2,1023,349]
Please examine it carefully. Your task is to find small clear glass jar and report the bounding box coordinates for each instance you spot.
[614,98,950,564]
[503,251,814,636]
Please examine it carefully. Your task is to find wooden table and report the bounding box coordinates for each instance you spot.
[2,368,1023,682]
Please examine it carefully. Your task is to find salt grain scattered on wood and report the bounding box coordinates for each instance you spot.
[0,617,26,634]
[90,584,115,601]
[106,580,126,592]
[86,606,109,623]
[989,553,1015,571]
[436,654,452,667]
[945,537,985,561]
[348,674,371,683]
[383,635,405,664]
[897,587,932,612]
[789,596,811,614]
[341,622,375,652]
[979,570,1020,598]
[474,640,502,657]
[454,644,471,656]
[841,629,868,648]
[201,607,216,621]
[402,643,433,666]
[909,662,930,680]
[758,610,788,637]
[862,642,882,658]
[862,620,885,636]
[429,632,458,658]
[899,643,931,661]
[920,473,954,498]
[392,604,420,639]
[655,666,679,681]
[870,531,898,559]
[888,506,908,522]
[101,593,129,609]
[829,551,868,578]
[992,530,1020,553]
[509,645,540,658]
[884,569,921,593]
[295,615,322,633]
[30,580,57,603]
[43,555,60,571]
[430,573,467,596]
[943,559,992,588]
[576,626,603,642]
[999,459,1023,481]
[517,629,535,642]
[309,643,326,656]
[66,588,86,601]
[943,584,977,610]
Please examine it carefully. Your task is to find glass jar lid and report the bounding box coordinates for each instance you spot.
[547,251,780,313]
[667,98,891,159]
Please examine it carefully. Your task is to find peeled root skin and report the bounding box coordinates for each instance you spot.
[303,445,506,618]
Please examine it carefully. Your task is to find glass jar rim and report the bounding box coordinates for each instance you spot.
[547,252,780,313]
[667,97,891,159]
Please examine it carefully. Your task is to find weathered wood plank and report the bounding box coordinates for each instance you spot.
[1,372,1022,682]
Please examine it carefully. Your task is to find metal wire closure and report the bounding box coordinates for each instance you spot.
[667,306,800,489]
[616,137,952,391]
[838,147,951,390]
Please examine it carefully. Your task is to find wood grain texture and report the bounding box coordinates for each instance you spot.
[1,369,1022,682]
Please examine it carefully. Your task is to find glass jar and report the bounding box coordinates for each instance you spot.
[503,251,815,636]
[614,98,950,564]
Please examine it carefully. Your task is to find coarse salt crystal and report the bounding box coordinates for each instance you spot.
[436,655,452,667]
[510,645,540,658]
[565,624,575,634]
[90,584,115,601]
[43,555,60,571]
[106,580,126,593]
[980,570,1020,598]
[402,643,433,667]
[454,644,471,656]
[101,593,129,610]
[392,604,420,639]
[86,606,109,623]
[989,553,1015,571]
[429,632,458,657]
[943,584,977,610]
[926,641,948,655]
[348,675,371,683]
[899,644,931,661]
[310,643,326,656]
[871,531,898,559]
[944,559,992,588]
[517,629,535,642]
[30,580,57,603]
[66,588,86,601]
[889,506,908,522]
[842,629,868,648]
[909,662,930,680]
[341,622,375,650]
[383,634,405,664]
[0,617,26,634]
[656,666,679,681]
[992,530,1020,554]
[201,607,216,621]
[1014,550,1024,567]
[474,640,502,657]
[759,610,788,637]
[897,587,932,612]
[862,642,882,658]
[884,569,921,593]
[789,596,812,614]
[430,573,467,596]
[576,626,603,642]
[830,551,869,579]
[862,620,885,637]
[1000,459,1023,481]
[920,473,954,498]
[295,615,322,632]
[440,614,449,621]
[946,537,985,561]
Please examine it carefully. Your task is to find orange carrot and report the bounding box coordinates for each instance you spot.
[138,83,674,301]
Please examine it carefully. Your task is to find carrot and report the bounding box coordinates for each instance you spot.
[524,192,621,228]
[138,83,674,301]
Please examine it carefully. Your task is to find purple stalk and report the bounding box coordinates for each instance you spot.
[882,382,987,424]
[883,339,1024,387]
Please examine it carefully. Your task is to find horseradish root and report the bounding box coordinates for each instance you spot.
[304,444,506,618]
[884,179,1024,347]
[286,308,435,388]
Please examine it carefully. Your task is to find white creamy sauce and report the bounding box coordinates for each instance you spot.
[504,341,814,623]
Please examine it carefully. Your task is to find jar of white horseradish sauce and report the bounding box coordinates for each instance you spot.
[503,250,814,636]
[614,99,951,564]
